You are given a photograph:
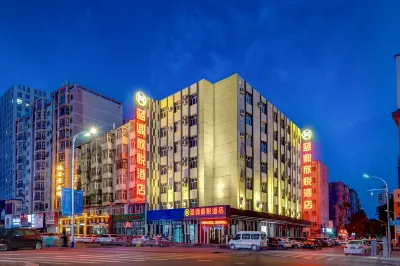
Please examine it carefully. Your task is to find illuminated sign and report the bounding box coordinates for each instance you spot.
[135,91,147,107]
[201,220,228,225]
[133,107,147,203]
[302,129,313,211]
[302,129,313,141]
[56,164,64,197]
[184,206,227,218]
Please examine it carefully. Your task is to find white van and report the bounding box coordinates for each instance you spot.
[229,231,268,251]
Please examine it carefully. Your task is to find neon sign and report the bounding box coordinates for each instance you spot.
[56,164,64,197]
[201,220,228,225]
[184,206,226,218]
[302,129,313,210]
[133,107,147,203]
[135,92,147,107]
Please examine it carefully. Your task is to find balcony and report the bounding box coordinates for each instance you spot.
[34,175,44,181]
[34,187,44,191]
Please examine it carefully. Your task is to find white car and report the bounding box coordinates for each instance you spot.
[292,240,304,248]
[95,234,118,245]
[82,235,98,243]
[277,238,292,249]
[344,240,371,256]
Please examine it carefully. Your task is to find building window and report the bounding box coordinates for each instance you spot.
[160,146,168,157]
[190,94,197,106]
[190,199,198,207]
[190,178,197,190]
[161,202,167,209]
[190,136,197,148]
[189,115,197,126]
[17,98,22,104]
[174,141,179,153]
[245,113,252,126]
[161,108,168,119]
[261,122,267,134]
[174,162,181,172]
[174,121,179,132]
[245,92,252,105]
[261,162,267,173]
[246,156,253,169]
[261,141,267,153]
[260,103,266,114]
[58,153,65,162]
[246,199,252,210]
[161,184,167,193]
[189,157,197,169]
[174,102,180,113]
[174,182,181,192]
[262,182,267,193]
[160,127,167,138]
[160,165,167,175]
[174,201,181,208]
[246,177,252,190]
[246,134,252,147]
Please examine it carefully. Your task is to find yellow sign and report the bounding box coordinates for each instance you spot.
[135,91,147,107]
[184,209,190,217]
[302,129,313,141]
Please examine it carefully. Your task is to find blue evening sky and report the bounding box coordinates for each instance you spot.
[0,0,399,217]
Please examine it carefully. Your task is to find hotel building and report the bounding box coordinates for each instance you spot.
[73,74,310,242]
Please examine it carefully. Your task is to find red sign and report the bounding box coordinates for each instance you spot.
[184,206,227,219]
[201,220,228,225]
[133,108,147,203]
[302,139,313,210]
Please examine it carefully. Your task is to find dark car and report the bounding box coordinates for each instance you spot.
[0,228,43,251]
[303,240,322,250]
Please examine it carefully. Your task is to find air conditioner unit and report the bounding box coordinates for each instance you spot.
[182,176,188,184]
[168,164,173,169]
[257,102,262,108]
[168,126,173,131]
[167,146,173,151]
[239,87,245,94]
[240,154,245,160]
[182,95,189,105]
[240,110,245,116]
[239,131,245,138]
[168,106,173,112]
[182,157,188,166]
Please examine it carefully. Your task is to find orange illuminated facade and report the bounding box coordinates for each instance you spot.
[132,107,147,203]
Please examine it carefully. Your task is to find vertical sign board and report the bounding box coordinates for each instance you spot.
[133,92,148,203]
[61,188,83,216]
[301,129,314,215]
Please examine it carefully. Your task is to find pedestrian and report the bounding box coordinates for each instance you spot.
[61,230,68,247]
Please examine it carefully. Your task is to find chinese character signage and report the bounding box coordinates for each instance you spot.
[301,129,313,211]
[56,164,64,197]
[183,205,229,219]
[133,106,147,203]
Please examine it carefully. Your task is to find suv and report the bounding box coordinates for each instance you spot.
[0,228,43,251]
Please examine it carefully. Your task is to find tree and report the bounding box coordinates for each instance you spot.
[346,210,368,237]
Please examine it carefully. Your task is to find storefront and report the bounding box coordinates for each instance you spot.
[60,213,110,235]
[147,205,310,244]
[111,213,145,235]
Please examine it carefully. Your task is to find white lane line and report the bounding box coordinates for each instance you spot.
[303,257,313,260]
[197,260,212,262]
[325,257,335,260]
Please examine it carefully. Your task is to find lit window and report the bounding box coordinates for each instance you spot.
[261,141,267,153]
[17,99,22,105]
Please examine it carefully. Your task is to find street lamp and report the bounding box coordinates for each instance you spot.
[70,127,97,248]
[364,174,391,258]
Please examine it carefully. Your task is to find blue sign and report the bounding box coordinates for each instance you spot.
[61,188,71,216]
[61,189,83,216]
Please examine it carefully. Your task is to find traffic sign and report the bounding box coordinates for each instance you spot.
[61,188,83,216]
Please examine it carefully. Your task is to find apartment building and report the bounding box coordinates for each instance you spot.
[70,74,310,242]
[392,55,400,187]
[302,160,329,237]
[51,82,123,214]
[0,85,49,200]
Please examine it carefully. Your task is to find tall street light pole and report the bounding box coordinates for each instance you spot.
[70,127,97,248]
[364,174,390,258]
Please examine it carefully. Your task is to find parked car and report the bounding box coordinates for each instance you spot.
[152,236,172,247]
[82,235,98,243]
[95,234,118,245]
[344,240,371,256]
[330,238,340,246]
[317,237,333,247]
[277,238,292,249]
[229,231,268,251]
[74,234,85,243]
[303,240,322,250]
[267,237,280,249]
[0,228,43,251]
[292,240,304,248]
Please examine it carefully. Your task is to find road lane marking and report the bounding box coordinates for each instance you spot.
[326,257,335,260]
[197,260,212,262]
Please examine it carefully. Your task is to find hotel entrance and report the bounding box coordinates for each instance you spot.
[200,220,227,244]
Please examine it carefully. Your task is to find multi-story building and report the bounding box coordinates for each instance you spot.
[0,85,49,200]
[392,54,400,187]
[377,186,388,206]
[71,74,310,243]
[51,82,123,214]
[302,160,329,237]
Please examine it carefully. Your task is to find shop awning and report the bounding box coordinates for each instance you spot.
[230,208,311,227]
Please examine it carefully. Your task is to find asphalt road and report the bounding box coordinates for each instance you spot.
[0,246,399,266]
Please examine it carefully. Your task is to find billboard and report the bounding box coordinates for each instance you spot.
[302,129,314,211]
[61,188,83,216]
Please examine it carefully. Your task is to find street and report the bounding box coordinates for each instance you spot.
[0,246,399,266]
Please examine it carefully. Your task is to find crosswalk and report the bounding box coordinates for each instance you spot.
[0,250,222,265]
[262,251,399,265]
